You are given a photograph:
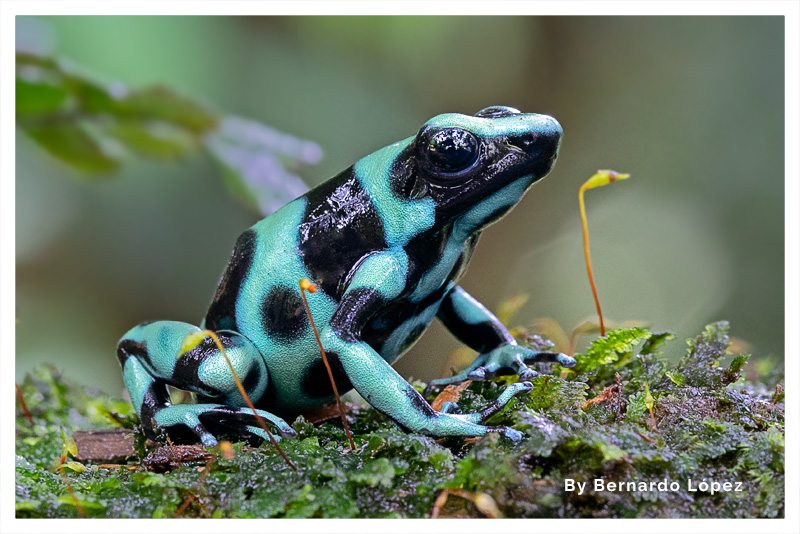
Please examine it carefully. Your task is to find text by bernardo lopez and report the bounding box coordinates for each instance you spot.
[564,478,744,496]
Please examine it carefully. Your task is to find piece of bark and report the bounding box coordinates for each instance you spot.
[74,429,135,462]
[143,445,215,473]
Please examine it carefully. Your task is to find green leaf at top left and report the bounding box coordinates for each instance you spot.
[16,79,67,115]
[23,122,120,175]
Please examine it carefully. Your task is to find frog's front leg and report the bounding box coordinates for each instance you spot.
[428,286,577,390]
[117,321,296,446]
[321,253,529,440]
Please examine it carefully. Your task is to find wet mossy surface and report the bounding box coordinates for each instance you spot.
[15,322,784,518]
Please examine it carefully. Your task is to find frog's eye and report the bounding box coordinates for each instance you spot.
[426,128,479,173]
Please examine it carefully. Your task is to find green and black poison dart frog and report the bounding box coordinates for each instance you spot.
[117,105,577,447]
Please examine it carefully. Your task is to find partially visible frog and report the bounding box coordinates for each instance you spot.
[117,105,576,446]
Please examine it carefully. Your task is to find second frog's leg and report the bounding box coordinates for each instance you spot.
[117,321,296,446]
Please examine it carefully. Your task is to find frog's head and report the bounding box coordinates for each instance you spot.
[400,106,562,231]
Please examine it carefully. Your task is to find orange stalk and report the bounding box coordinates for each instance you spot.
[15,382,34,426]
[578,170,630,336]
[299,278,356,451]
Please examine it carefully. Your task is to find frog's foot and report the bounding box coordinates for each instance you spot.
[423,354,488,396]
[455,380,533,423]
[466,345,576,382]
[430,381,532,442]
[153,404,297,448]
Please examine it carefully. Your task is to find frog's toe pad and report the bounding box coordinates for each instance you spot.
[555,353,577,368]
[518,367,539,381]
[280,426,299,439]
[467,367,488,381]
[489,426,524,442]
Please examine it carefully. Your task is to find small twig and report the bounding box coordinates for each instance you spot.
[196,330,296,471]
[15,382,34,426]
[299,278,356,451]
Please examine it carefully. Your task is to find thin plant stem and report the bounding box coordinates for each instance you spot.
[299,278,356,451]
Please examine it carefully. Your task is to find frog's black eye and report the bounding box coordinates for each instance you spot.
[427,128,479,173]
[475,106,522,118]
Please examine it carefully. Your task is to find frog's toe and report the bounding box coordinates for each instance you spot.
[211,407,297,442]
[476,380,532,422]
[518,367,538,381]
[556,353,577,368]
[241,424,282,445]
[467,367,488,381]
[439,401,461,415]
[198,430,219,448]
[468,361,503,381]
[492,426,524,442]
[184,420,219,447]
[502,350,535,379]
[280,426,299,439]
[520,350,576,368]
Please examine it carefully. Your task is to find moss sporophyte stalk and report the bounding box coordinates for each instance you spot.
[15,322,784,518]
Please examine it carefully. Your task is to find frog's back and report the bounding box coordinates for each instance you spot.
[296,166,392,299]
[202,164,405,413]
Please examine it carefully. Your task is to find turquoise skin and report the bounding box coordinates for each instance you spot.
[117,106,576,447]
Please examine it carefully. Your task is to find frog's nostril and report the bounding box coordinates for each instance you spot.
[520,132,538,147]
[509,132,539,152]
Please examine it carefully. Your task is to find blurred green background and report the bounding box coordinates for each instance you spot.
[16,16,784,395]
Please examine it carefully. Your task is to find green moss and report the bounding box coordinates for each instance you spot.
[15,322,784,518]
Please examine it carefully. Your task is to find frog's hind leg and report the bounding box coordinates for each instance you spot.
[117,321,296,446]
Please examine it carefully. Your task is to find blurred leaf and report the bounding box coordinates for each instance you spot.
[206,116,322,215]
[16,41,321,209]
[107,120,196,158]
[62,76,122,115]
[62,461,85,473]
[16,79,67,115]
[114,87,217,132]
[24,122,119,174]
[496,293,529,326]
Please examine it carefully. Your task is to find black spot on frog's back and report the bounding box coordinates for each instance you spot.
[205,229,257,331]
[298,169,388,298]
[260,285,307,344]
